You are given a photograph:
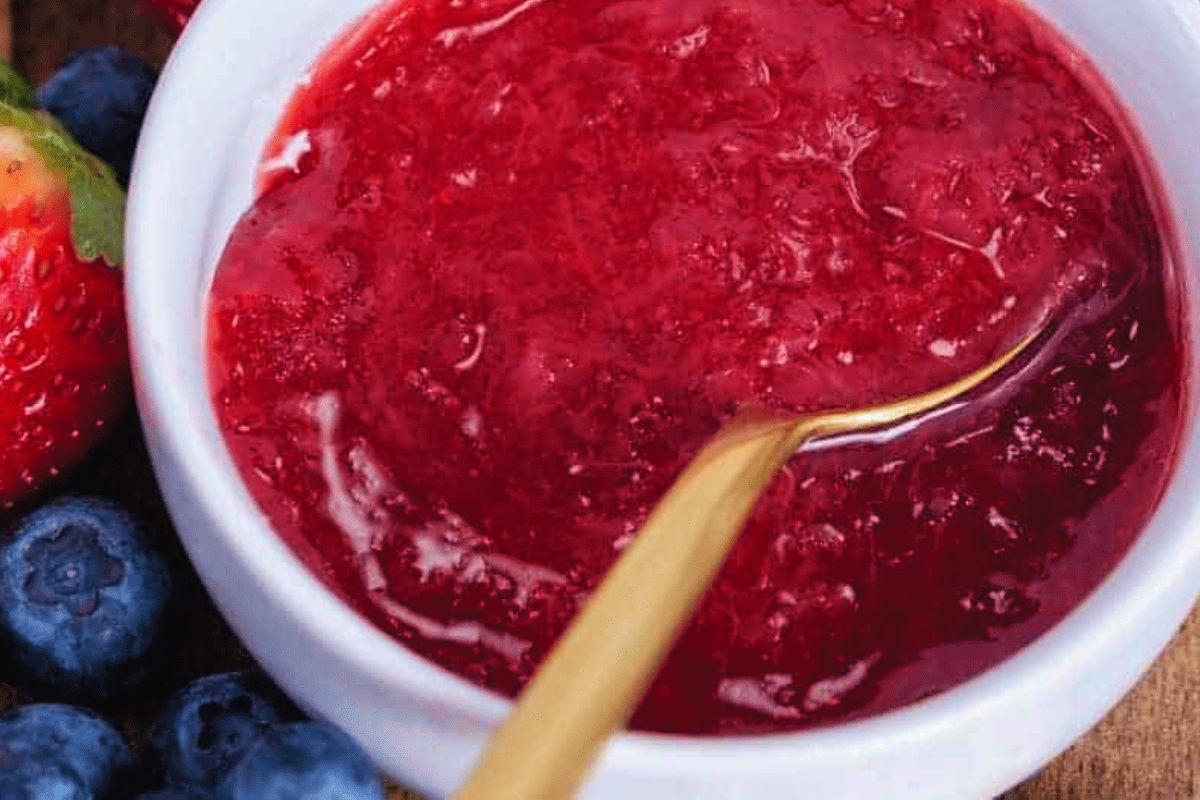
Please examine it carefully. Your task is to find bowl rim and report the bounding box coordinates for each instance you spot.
[126,0,1200,783]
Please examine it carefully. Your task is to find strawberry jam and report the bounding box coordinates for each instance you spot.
[207,0,1186,733]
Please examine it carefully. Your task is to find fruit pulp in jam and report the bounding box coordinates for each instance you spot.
[208,0,1185,733]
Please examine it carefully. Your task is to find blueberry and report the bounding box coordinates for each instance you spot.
[135,790,211,800]
[214,722,383,800]
[0,703,137,798]
[36,46,158,185]
[0,496,172,698]
[0,760,90,800]
[150,672,296,790]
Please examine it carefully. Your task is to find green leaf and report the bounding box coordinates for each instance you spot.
[0,62,38,110]
[0,95,125,268]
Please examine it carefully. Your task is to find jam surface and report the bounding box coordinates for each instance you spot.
[208,0,1185,733]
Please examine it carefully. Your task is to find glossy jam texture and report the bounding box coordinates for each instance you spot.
[208,0,1184,733]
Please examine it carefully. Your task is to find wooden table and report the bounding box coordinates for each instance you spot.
[5,1,1198,797]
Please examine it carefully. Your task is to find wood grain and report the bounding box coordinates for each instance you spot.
[12,0,170,83]
[1,0,12,62]
[10,1,1200,798]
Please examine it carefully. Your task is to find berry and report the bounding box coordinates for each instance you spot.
[136,790,211,800]
[214,722,384,800]
[36,47,157,186]
[0,497,171,697]
[150,672,295,790]
[0,67,130,507]
[0,703,137,798]
[141,0,202,35]
[0,759,90,799]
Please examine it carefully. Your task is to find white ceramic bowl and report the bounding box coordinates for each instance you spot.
[127,1,1200,797]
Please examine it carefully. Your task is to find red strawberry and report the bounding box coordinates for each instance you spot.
[140,0,201,35]
[0,64,130,508]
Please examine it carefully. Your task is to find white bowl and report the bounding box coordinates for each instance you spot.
[126,1,1200,797]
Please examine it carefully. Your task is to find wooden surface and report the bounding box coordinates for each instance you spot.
[1,0,11,62]
[12,0,170,84]
[7,1,1198,798]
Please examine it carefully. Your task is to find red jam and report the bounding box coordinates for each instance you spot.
[207,0,1185,733]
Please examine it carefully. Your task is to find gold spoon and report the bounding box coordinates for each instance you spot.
[455,330,1041,800]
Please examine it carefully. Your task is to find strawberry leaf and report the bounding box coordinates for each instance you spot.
[0,62,38,110]
[0,91,125,268]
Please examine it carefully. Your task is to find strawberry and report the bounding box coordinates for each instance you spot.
[0,64,130,508]
[140,0,202,35]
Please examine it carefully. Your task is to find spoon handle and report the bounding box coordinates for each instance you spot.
[454,413,814,800]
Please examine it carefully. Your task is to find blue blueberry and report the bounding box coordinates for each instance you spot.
[0,496,172,698]
[135,790,211,800]
[0,703,137,798]
[214,722,383,800]
[150,672,296,790]
[0,760,90,800]
[36,46,157,185]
